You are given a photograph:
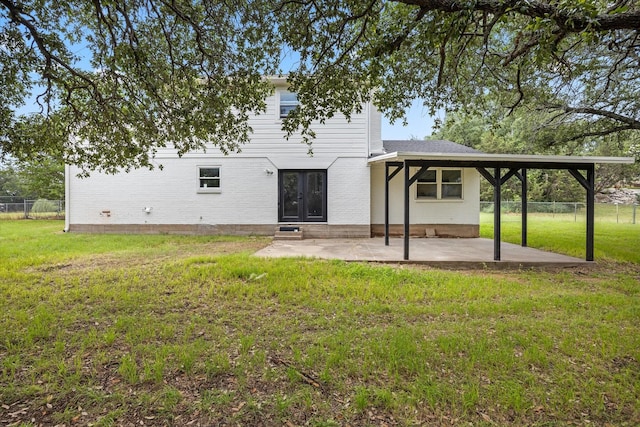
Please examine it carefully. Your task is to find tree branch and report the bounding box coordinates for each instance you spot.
[556,106,640,129]
[395,0,640,32]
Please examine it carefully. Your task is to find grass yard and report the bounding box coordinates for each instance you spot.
[1,221,639,426]
[480,213,640,263]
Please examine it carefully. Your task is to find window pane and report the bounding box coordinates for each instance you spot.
[417,169,436,183]
[280,91,299,118]
[200,178,220,188]
[200,168,219,178]
[280,105,297,117]
[442,170,461,183]
[280,91,298,102]
[442,184,462,199]
[417,183,437,198]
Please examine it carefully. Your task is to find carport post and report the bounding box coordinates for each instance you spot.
[586,164,595,261]
[404,161,410,260]
[384,163,390,246]
[521,168,528,247]
[494,167,501,261]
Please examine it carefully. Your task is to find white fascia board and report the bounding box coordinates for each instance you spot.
[368,152,635,165]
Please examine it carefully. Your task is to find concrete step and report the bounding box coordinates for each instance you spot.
[274,226,303,240]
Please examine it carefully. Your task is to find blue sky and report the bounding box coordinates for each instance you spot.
[381,100,440,140]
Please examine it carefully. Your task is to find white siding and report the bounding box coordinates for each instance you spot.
[155,86,376,160]
[370,164,480,225]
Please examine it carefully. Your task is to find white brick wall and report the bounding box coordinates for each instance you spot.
[68,155,372,227]
[327,158,370,225]
[68,157,278,226]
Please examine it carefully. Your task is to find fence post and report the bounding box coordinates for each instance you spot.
[633,204,637,225]
[574,203,577,222]
[23,200,28,219]
[615,202,619,224]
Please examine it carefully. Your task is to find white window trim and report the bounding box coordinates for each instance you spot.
[277,89,299,120]
[197,165,221,194]
[415,168,464,201]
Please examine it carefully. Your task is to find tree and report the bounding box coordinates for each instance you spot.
[435,106,640,201]
[1,0,639,172]
[0,156,64,200]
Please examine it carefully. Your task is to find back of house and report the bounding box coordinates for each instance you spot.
[65,78,481,238]
[65,78,382,238]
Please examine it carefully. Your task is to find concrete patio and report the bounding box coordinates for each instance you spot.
[255,237,587,268]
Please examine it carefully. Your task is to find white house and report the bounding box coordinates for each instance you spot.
[65,79,481,238]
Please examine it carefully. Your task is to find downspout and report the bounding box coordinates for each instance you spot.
[63,164,70,232]
[366,101,371,158]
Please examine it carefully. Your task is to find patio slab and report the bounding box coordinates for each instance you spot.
[255,237,588,269]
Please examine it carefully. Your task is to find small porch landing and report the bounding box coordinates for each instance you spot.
[255,237,587,269]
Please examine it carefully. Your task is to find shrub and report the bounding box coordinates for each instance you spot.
[31,199,59,213]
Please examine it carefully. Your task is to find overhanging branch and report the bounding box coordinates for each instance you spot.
[395,0,640,32]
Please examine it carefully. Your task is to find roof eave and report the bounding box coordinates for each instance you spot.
[368,152,635,165]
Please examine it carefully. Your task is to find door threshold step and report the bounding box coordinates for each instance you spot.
[274,226,304,240]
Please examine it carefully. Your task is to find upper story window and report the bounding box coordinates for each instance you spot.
[279,90,299,118]
[416,168,462,200]
[198,166,220,193]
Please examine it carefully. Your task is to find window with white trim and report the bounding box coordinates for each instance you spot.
[416,168,462,200]
[198,166,220,192]
[279,90,299,118]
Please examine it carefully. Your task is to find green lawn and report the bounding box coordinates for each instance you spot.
[480,212,640,263]
[1,220,639,426]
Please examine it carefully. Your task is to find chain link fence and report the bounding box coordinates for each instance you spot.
[0,199,65,219]
[480,201,639,224]
[1,199,637,223]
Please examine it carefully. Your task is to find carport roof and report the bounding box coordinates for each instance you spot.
[369,151,634,165]
[373,141,635,263]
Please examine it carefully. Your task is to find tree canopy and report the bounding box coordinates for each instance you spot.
[434,105,640,200]
[1,0,639,172]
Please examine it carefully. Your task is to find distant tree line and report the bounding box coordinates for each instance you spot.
[433,105,640,202]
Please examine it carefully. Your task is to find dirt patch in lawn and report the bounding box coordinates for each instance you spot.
[28,238,272,275]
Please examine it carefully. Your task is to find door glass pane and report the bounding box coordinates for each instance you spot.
[282,172,299,218]
[306,172,325,218]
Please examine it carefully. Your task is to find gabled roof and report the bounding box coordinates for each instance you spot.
[383,139,481,154]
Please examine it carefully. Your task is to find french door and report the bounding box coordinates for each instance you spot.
[278,170,327,222]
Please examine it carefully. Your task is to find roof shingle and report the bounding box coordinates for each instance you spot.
[382,139,481,154]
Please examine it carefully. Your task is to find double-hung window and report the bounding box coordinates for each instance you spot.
[416,168,462,200]
[198,166,221,193]
[279,91,299,118]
